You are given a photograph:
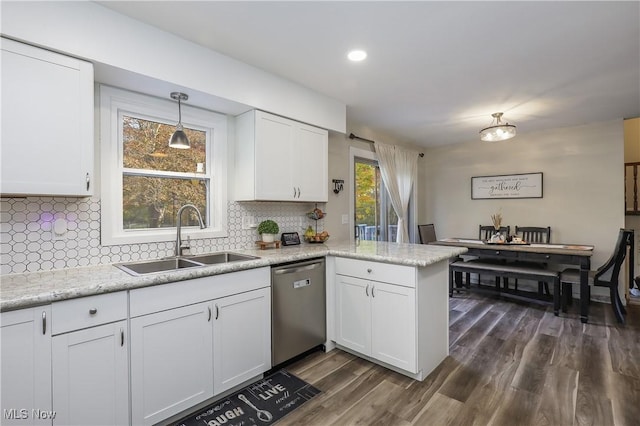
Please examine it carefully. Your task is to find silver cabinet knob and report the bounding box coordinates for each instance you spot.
[89,308,97,315]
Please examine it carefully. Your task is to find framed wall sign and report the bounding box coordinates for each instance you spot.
[471,172,543,199]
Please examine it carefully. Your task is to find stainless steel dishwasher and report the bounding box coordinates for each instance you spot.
[271,258,326,366]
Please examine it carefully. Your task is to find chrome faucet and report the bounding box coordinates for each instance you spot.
[175,204,205,256]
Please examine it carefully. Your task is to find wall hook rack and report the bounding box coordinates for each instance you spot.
[332,179,344,194]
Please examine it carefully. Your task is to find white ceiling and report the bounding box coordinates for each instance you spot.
[98,1,639,147]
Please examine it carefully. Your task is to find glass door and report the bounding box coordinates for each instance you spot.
[354,157,398,242]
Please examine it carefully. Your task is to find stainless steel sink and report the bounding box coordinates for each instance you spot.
[115,252,259,276]
[187,252,258,265]
[115,258,203,276]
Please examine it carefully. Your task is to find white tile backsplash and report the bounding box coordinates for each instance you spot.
[0,197,324,275]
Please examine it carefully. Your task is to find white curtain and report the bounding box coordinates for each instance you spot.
[374,141,419,243]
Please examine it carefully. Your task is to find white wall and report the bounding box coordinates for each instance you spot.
[0,1,345,132]
[424,119,625,268]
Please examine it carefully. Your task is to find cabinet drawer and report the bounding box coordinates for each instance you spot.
[52,292,127,335]
[335,257,415,288]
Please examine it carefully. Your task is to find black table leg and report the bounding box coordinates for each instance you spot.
[580,258,590,323]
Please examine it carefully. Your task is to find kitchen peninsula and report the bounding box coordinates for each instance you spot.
[0,241,466,425]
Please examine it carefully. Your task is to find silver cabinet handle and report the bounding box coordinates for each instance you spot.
[297,187,301,198]
[215,304,219,320]
[86,173,90,191]
[89,308,97,315]
[42,311,46,335]
[208,306,212,322]
[120,328,124,347]
[372,285,376,298]
[365,284,369,297]
[293,187,296,198]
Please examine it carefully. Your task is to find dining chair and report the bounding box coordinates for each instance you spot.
[513,226,552,295]
[559,228,634,323]
[418,224,437,244]
[515,226,551,243]
[470,225,511,287]
[479,225,510,241]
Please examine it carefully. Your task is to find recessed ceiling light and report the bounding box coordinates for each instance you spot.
[347,50,367,62]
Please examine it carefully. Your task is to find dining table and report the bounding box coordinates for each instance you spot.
[434,238,595,323]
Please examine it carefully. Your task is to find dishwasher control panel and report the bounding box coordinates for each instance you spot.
[293,279,311,289]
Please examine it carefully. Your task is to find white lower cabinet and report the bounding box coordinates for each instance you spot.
[333,256,448,381]
[335,275,371,355]
[335,274,416,373]
[50,292,129,426]
[52,321,129,426]
[0,306,52,426]
[2,268,272,426]
[213,287,271,394]
[129,268,271,425]
[130,302,214,426]
[370,281,416,372]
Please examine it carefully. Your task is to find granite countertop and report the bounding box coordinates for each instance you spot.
[0,241,466,312]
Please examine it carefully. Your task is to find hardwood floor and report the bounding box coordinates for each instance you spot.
[280,293,640,425]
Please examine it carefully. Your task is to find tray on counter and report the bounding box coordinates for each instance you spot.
[485,241,530,245]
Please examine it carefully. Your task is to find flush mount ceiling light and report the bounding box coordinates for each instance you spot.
[347,49,367,62]
[168,92,190,149]
[479,112,517,142]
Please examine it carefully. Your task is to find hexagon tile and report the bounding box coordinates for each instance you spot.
[0,197,324,275]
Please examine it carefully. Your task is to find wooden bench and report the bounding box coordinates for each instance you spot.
[449,260,561,315]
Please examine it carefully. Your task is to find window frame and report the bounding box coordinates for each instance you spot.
[99,85,227,246]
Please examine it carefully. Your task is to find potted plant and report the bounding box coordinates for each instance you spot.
[257,219,279,242]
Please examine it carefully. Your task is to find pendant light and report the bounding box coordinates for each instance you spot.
[168,92,190,149]
[479,112,516,142]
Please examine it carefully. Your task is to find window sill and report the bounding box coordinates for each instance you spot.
[101,227,228,247]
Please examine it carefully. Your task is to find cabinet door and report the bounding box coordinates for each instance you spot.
[52,321,128,426]
[294,124,328,202]
[213,287,271,394]
[1,306,52,426]
[130,302,213,426]
[370,282,417,373]
[1,38,93,197]
[335,275,371,355]
[254,111,295,200]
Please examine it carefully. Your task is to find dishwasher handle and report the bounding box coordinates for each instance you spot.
[273,260,324,275]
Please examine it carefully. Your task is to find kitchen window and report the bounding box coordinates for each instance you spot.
[100,86,227,245]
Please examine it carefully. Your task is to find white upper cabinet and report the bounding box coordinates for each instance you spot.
[234,110,328,202]
[1,37,94,197]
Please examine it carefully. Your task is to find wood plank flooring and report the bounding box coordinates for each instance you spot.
[279,293,640,426]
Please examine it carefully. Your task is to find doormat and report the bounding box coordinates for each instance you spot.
[173,370,321,426]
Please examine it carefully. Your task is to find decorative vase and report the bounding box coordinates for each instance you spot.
[262,233,275,243]
[491,231,503,243]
